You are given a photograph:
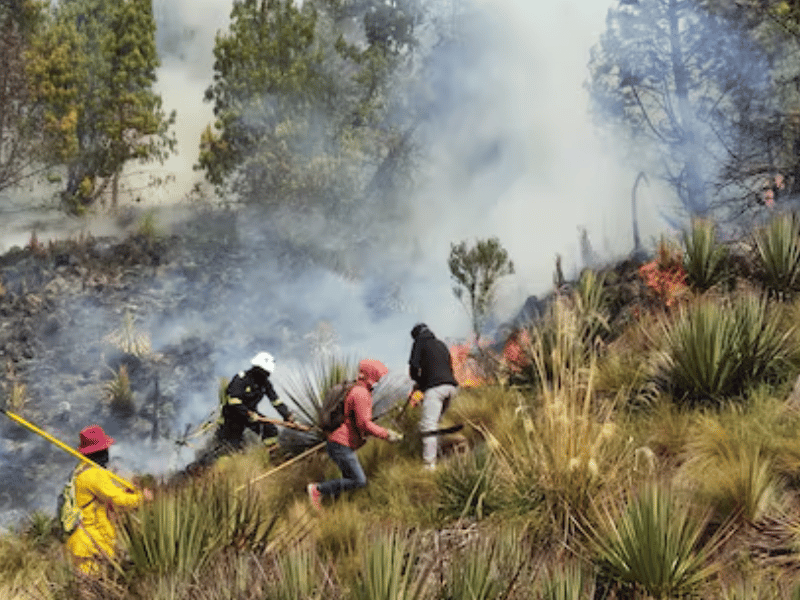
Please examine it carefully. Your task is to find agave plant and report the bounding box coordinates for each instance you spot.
[267,543,324,600]
[349,529,434,600]
[682,218,729,293]
[536,560,596,600]
[752,211,800,301]
[120,476,277,576]
[587,483,723,600]
[442,529,523,600]
[654,295,794,404]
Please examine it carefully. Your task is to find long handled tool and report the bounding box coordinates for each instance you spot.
[254,414,312,432]
[0,401,136,491]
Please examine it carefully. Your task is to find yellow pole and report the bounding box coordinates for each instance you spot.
[1,409,136,490]
[235,441,325,493]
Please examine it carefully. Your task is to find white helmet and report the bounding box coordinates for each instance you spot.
[250,351,276,374]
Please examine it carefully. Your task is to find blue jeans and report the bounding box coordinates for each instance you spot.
[316,441,367,498]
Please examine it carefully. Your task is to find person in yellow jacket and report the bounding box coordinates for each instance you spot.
[65,424,152,575]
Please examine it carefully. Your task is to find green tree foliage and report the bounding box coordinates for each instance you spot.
[26,0,176,214]
[199,0,422,214]
[587,0,771,219]
[448,237,514,340]
[0,1,45,192]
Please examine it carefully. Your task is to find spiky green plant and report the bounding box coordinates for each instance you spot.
[282,355,408,445]
[682,218,729,292]
[267,543,323,600]
[654,295,794,404]
[349,529,434,600]
[105,365,135,418]
[536,560,596,600]
[752,211,800,301]
[587,483,723,600]
[442,530,523,600]
[282,356,356,437]
[22,511,57,550]
[120,476,277,576]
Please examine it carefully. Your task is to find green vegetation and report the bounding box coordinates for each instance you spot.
[25,0,176,213]
[9,216,800,598]
[449,236,515,341]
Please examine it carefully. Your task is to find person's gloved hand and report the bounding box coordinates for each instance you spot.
[409,390,423,407]
[386,429,403,443]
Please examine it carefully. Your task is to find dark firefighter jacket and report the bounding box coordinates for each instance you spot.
[409,328,459,392]
[218,367,291,444]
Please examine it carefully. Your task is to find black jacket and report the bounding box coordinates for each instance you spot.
[218,367,290,444]
[409,329,458,391]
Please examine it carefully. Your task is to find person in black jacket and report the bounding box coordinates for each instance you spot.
[408,323,458,470]
[216,351,294,451]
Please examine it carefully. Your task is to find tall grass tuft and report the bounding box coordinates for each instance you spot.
[489,298,632,541]
[752,211,800,300]
[106,310,152,356]
[683,415,779,523]
[437,445,502,521]
[654,294,794,405]
[349,529,434,600]
[587,483,723,600]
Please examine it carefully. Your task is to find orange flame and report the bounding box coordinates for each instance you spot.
[449,343,485,387]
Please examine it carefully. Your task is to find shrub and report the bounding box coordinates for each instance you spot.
[349,529,434,600]
[587,483,723,599]
[752,211,800,301]
[105,365,135,418]
[436,445,502,521]
[654,294,794,405]
[683,218,729,292]
[120,476,277,576]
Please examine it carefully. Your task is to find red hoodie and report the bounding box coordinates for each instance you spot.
[327,359,389,449]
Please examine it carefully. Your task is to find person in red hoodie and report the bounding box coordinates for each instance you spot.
[307,359,402,510]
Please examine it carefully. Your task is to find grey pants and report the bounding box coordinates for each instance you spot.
[419,384,457,465]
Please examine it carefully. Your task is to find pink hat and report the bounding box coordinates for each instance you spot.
[78,425,114,455]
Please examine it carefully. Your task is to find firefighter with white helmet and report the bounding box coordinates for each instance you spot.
[215,351,294,451]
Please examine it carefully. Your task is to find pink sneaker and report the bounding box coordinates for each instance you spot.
[307,483,322,511]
